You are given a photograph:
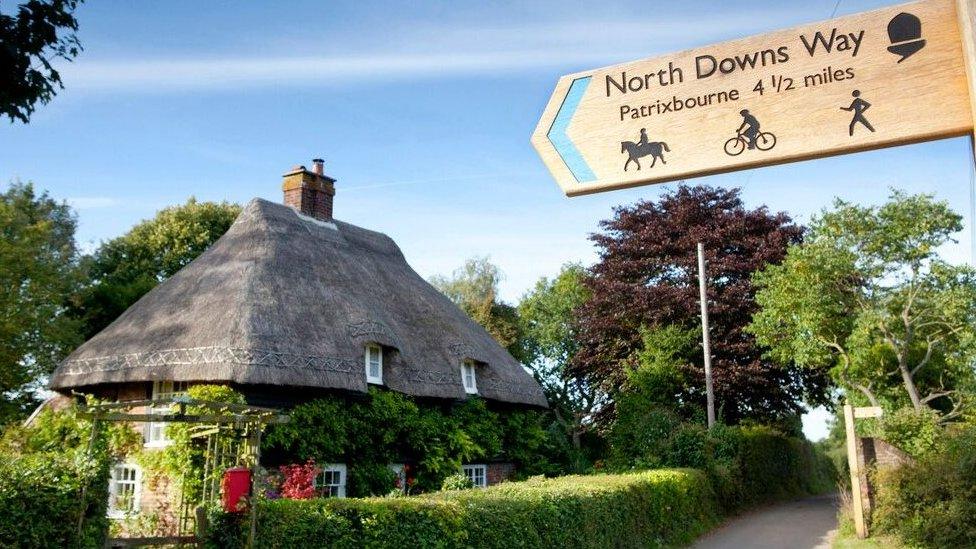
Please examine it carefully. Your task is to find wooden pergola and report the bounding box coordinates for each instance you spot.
[77,396,289,548]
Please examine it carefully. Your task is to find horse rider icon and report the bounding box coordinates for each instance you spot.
[841,90,875,136]
[621,128,669,171]
[637,128,649,148]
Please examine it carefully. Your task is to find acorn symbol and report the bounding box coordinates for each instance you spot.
[887,12,925,63]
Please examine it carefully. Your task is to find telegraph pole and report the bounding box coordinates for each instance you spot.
[697,242,716,429]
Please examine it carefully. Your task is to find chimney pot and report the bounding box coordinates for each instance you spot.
[312,158,324,175]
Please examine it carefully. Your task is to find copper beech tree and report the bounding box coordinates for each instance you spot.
[573,185,830,424]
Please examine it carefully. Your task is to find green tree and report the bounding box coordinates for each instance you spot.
[73,198,240,340]
[1,0,84,123]
[518,264,601,450]
[429,257,523,358]
[749,190,976,422]
[0,182,81,421]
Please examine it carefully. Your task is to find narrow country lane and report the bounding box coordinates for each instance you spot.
[692,494,839,549]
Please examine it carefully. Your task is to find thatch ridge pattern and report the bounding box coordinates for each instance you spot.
[57,347,358,376]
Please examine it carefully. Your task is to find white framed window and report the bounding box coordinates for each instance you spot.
[145,381,188,447]
[462,464,487,488]
[107,463,142,519]
[461,360,478,394]
[389,463,406,493]
[365,344,383,384]
[152,380,188,400]
[315,464,347,498]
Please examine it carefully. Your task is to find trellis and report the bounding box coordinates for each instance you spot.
[77,396,289,548]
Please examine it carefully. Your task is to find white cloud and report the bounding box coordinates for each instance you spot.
[60,7,808,93]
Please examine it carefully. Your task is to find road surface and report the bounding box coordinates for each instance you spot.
[692,494,839,549]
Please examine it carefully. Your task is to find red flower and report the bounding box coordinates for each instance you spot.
[279,460,320,500]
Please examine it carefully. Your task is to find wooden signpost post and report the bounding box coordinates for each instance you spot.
[532,0,976,196]
[844,403,884,539]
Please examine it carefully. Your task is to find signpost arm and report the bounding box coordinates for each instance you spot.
[697,242,716,429]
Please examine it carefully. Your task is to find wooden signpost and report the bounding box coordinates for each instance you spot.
[843,403,884,539]
[532,0,976,196]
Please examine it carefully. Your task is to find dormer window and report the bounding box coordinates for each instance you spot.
[461,360,478,394]
[365,344,383,384]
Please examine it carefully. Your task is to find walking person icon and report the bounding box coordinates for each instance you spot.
[841,90,875,136]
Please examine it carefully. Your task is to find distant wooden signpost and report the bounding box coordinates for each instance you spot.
[843,403,884,539]
[532,0,976,196]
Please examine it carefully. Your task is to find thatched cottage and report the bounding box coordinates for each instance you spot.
[48,160,547,518]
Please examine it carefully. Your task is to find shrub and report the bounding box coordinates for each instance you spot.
[206,469,718,548]
[607,416,836,513]
[440,474,473,491]
[0,452,110,548]
[0,403,138,548]
[872,407,941,458]
[872,427,976,547]
[280,461,320,500]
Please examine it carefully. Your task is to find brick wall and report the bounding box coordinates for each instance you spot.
[486,462,515,486]
[855,436,914,516]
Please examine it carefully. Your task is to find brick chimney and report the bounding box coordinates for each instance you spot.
[282,158,336,221]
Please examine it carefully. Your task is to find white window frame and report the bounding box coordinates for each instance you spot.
[389,463,407,493]
[145,381,188,447]
[461,360,478,394]
[462,464,487,488]
[107,462,142,519]
[365,344,383,385]
[315,463,347,498]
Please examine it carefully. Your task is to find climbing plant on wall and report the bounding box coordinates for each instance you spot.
[262,388,554,496]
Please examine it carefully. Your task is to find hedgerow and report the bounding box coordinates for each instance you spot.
[0,402,141,548]
[872,426,976,548]
[608,407,835,513]
[0,452,110,548]
[208,421,833,548]
[206,469,718,548]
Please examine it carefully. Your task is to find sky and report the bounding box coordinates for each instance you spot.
[2,0,974,440]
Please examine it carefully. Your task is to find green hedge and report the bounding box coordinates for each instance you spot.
[872,426,976,548]
[607,417,836,513]
[0,452,110,548]
[207,469,718,548]
[207,425,835,548]
[733,428,835,508]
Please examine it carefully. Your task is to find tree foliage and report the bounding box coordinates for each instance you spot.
[518,264,601,451]
[574,185,826,424]
[0,182,81,421]
[73,198,241,340]
[429,257,523,359]
[1,0,83,123]
[749,190,976,422]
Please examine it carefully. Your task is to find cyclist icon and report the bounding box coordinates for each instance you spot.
[724,109,776,156]
[737,109,761,149]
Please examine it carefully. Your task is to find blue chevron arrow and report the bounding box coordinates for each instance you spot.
[547,76,596,183]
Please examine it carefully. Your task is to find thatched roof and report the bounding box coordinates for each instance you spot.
[50,199,547,407]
